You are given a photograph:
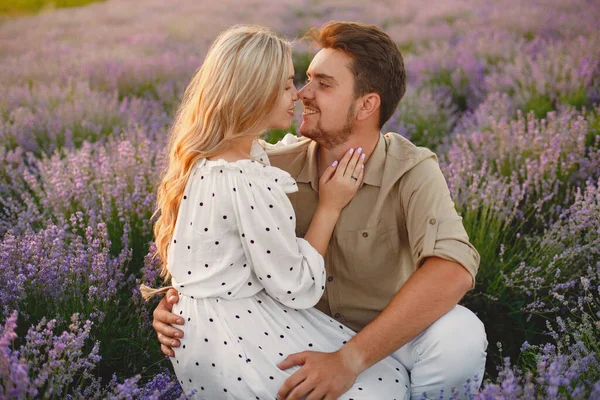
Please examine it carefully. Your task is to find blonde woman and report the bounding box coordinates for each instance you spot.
[141,25,409,399]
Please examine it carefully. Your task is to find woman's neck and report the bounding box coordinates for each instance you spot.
[207,135,257,162]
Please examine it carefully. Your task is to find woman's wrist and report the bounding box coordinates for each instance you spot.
[315,203,341,220]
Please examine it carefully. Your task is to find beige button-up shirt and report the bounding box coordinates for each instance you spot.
[263,132,480,332]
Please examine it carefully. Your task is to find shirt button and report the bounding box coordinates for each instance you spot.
[327,276,333,282]
[362,232,369,238]
[334,313,341,318]
[429,218,437,225]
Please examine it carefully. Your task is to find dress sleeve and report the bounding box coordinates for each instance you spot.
[227,169,326,308]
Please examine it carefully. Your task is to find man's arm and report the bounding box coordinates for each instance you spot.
[276,256,472,400]
[338,256,472,373]
[277,156,479,399]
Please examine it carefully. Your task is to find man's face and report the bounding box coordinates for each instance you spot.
[298,48,357,148]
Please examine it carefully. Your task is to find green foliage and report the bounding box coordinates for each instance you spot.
[523,93,553,119]
[586,107,600,148]
[397,41,415,55]
[391,86,457,151]
[265,121,298,144]
[292,51,311,86]
[0,0,105,16]
[560,86,588,109]
[426,70,469,112]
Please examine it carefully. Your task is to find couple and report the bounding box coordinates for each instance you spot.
[144,21,488,399]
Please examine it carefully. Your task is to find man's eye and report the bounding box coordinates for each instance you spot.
[319,82,329,88]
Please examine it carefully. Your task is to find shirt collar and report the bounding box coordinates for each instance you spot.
[296,134,387,190]
[296,140,320,192]
[362,134,386,187]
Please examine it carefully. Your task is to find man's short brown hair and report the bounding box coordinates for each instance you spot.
[306,21,406,129]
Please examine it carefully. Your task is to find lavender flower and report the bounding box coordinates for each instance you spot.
[1,0,599,397]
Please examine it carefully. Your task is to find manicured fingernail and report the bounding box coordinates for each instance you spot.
[332,160,338,167]
[177,318,184,324]
[171,340,177,346]
[174,332,180,338]
[348,148,354,154]
[361,153,365,159]
[169,295,176,301]
[357,147,362,154]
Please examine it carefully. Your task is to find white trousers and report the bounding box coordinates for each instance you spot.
[390,305,488,399]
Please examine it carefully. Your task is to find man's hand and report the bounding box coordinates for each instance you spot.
[276,347,363,400]
[152,288,184,357]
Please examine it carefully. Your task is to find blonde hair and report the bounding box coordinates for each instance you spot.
[152,25,292,281]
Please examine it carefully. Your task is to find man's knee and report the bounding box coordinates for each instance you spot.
[430,305,487,352]
[393,305,488,398]
[422,305,488,380]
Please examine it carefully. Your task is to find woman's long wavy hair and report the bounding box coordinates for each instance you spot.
[153,25,292,281]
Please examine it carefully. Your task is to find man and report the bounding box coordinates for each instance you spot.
[152,21,488,399]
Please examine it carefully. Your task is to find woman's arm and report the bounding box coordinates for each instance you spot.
[303,148,365,256]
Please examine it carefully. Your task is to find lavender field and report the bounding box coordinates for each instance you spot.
[1,0,599,398]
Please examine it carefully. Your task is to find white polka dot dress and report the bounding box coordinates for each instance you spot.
[168,142,410,399]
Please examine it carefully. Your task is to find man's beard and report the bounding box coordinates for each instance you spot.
[300,105,354,149]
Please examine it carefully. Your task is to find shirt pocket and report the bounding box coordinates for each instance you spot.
[336,221,397,280]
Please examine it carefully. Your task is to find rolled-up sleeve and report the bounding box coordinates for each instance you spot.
[399,156,480,288]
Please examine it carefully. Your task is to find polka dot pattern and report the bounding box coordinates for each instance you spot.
[166,142,410,399]
[171,290,410,399]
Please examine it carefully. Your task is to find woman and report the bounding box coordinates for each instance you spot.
[141,25,409,399]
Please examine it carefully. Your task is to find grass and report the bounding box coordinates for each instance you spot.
[0,0,104,16]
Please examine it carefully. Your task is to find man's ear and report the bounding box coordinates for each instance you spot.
[355,93,381,122]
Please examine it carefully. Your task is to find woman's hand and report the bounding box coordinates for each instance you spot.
[318,147,365,213]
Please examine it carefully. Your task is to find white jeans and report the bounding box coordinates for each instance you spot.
[390,305,488,399]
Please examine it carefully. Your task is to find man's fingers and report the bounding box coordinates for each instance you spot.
[152,292,184,357]
[153,318,184,341]
[156,327,181,345]
[153,300,185,326]
[277,368,307,400]
[306,386,328,400]
[160,343,175,357]
[152,303,185,339]
[277,352,307,370]
[286,380,318,400]
[166,288,179,304]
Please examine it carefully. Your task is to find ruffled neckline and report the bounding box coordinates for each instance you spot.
[194,157,298,194]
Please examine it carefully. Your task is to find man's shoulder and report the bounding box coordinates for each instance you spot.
[382,132,438,187]
[384,132,436,163]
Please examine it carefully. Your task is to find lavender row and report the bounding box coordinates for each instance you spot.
[1,0,600,397]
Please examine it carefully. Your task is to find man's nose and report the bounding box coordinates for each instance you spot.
[298,81,313,101]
